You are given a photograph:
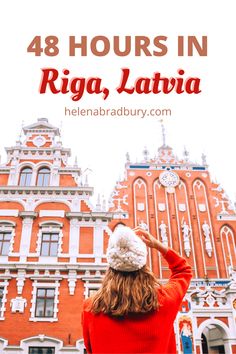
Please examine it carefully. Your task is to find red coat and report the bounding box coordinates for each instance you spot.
[82,248,192,353]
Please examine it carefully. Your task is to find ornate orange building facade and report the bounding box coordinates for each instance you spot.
[0,119,111,353]
[0,118,236,353]
[109,139,236,354]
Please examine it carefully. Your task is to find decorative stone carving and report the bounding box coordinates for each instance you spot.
[139,220,148,231]
[137,202,145,211]
[158,203,166,211]
[213,197,230,214]
[198,204,206,212]
[10,297,27,313]
[16,270,26,295]
[33,135,46,147]
[202,220,213,257]
[112,194,128,212]
[181,220,191,257]
[178,204,186,212]
[159,220,168,247]
[228,265,236,281]
[68,270,77,295]
[191,286,227,308]
[228,266,236,290]
[116,182,128,190]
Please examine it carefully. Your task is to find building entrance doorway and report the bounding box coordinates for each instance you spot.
[201,324,226,354]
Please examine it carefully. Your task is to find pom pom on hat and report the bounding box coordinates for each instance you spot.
[106,226,147,272]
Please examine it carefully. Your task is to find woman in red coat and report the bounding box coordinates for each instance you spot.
[82,226,192,353]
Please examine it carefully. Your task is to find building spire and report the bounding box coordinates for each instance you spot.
[159,119,166,147]
[84,174,88,187]
[74,156,78,167]
[16,120,24,145]
[59,120,63,138]
[143,146,149,162]
[183,146,189,162]
[96,194,102,211]
[201,152,207,166]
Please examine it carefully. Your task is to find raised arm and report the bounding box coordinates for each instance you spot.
[161,248,192,303]
[134,227,192,303]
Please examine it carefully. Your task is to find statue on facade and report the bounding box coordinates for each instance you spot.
[202,220,213,257]
[228,265,236,281]
[181,219,191,257]
[159,220,168,247]
[139,220,148,231]
[228,265,236,290]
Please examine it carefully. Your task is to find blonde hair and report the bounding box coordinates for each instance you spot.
[90,265,160,317]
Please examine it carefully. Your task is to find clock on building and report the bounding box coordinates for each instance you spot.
[159,171,180,188]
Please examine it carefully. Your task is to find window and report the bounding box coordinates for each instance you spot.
[37,223,63,258]
[37,168,50,187]
[30,281,60,322]
[19,167,32,186]
[0,232,11,255]
[0,287,3,309]
[88,289,98,297]
[84,284,100,298]
[40,232,59,256]
[35,288,55,318]
[29,348,55,354]
[0,223,15,256]
[0,281,8,319]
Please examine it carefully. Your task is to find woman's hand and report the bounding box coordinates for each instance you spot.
[133,227,158,248]
[133,226,168,255]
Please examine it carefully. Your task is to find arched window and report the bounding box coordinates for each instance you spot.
[37,167,50,187]
[19,167,32,186]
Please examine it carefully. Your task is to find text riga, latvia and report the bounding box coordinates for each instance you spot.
[39,68,201,101]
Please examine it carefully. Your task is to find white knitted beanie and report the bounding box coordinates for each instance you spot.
[106,226,147,272]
